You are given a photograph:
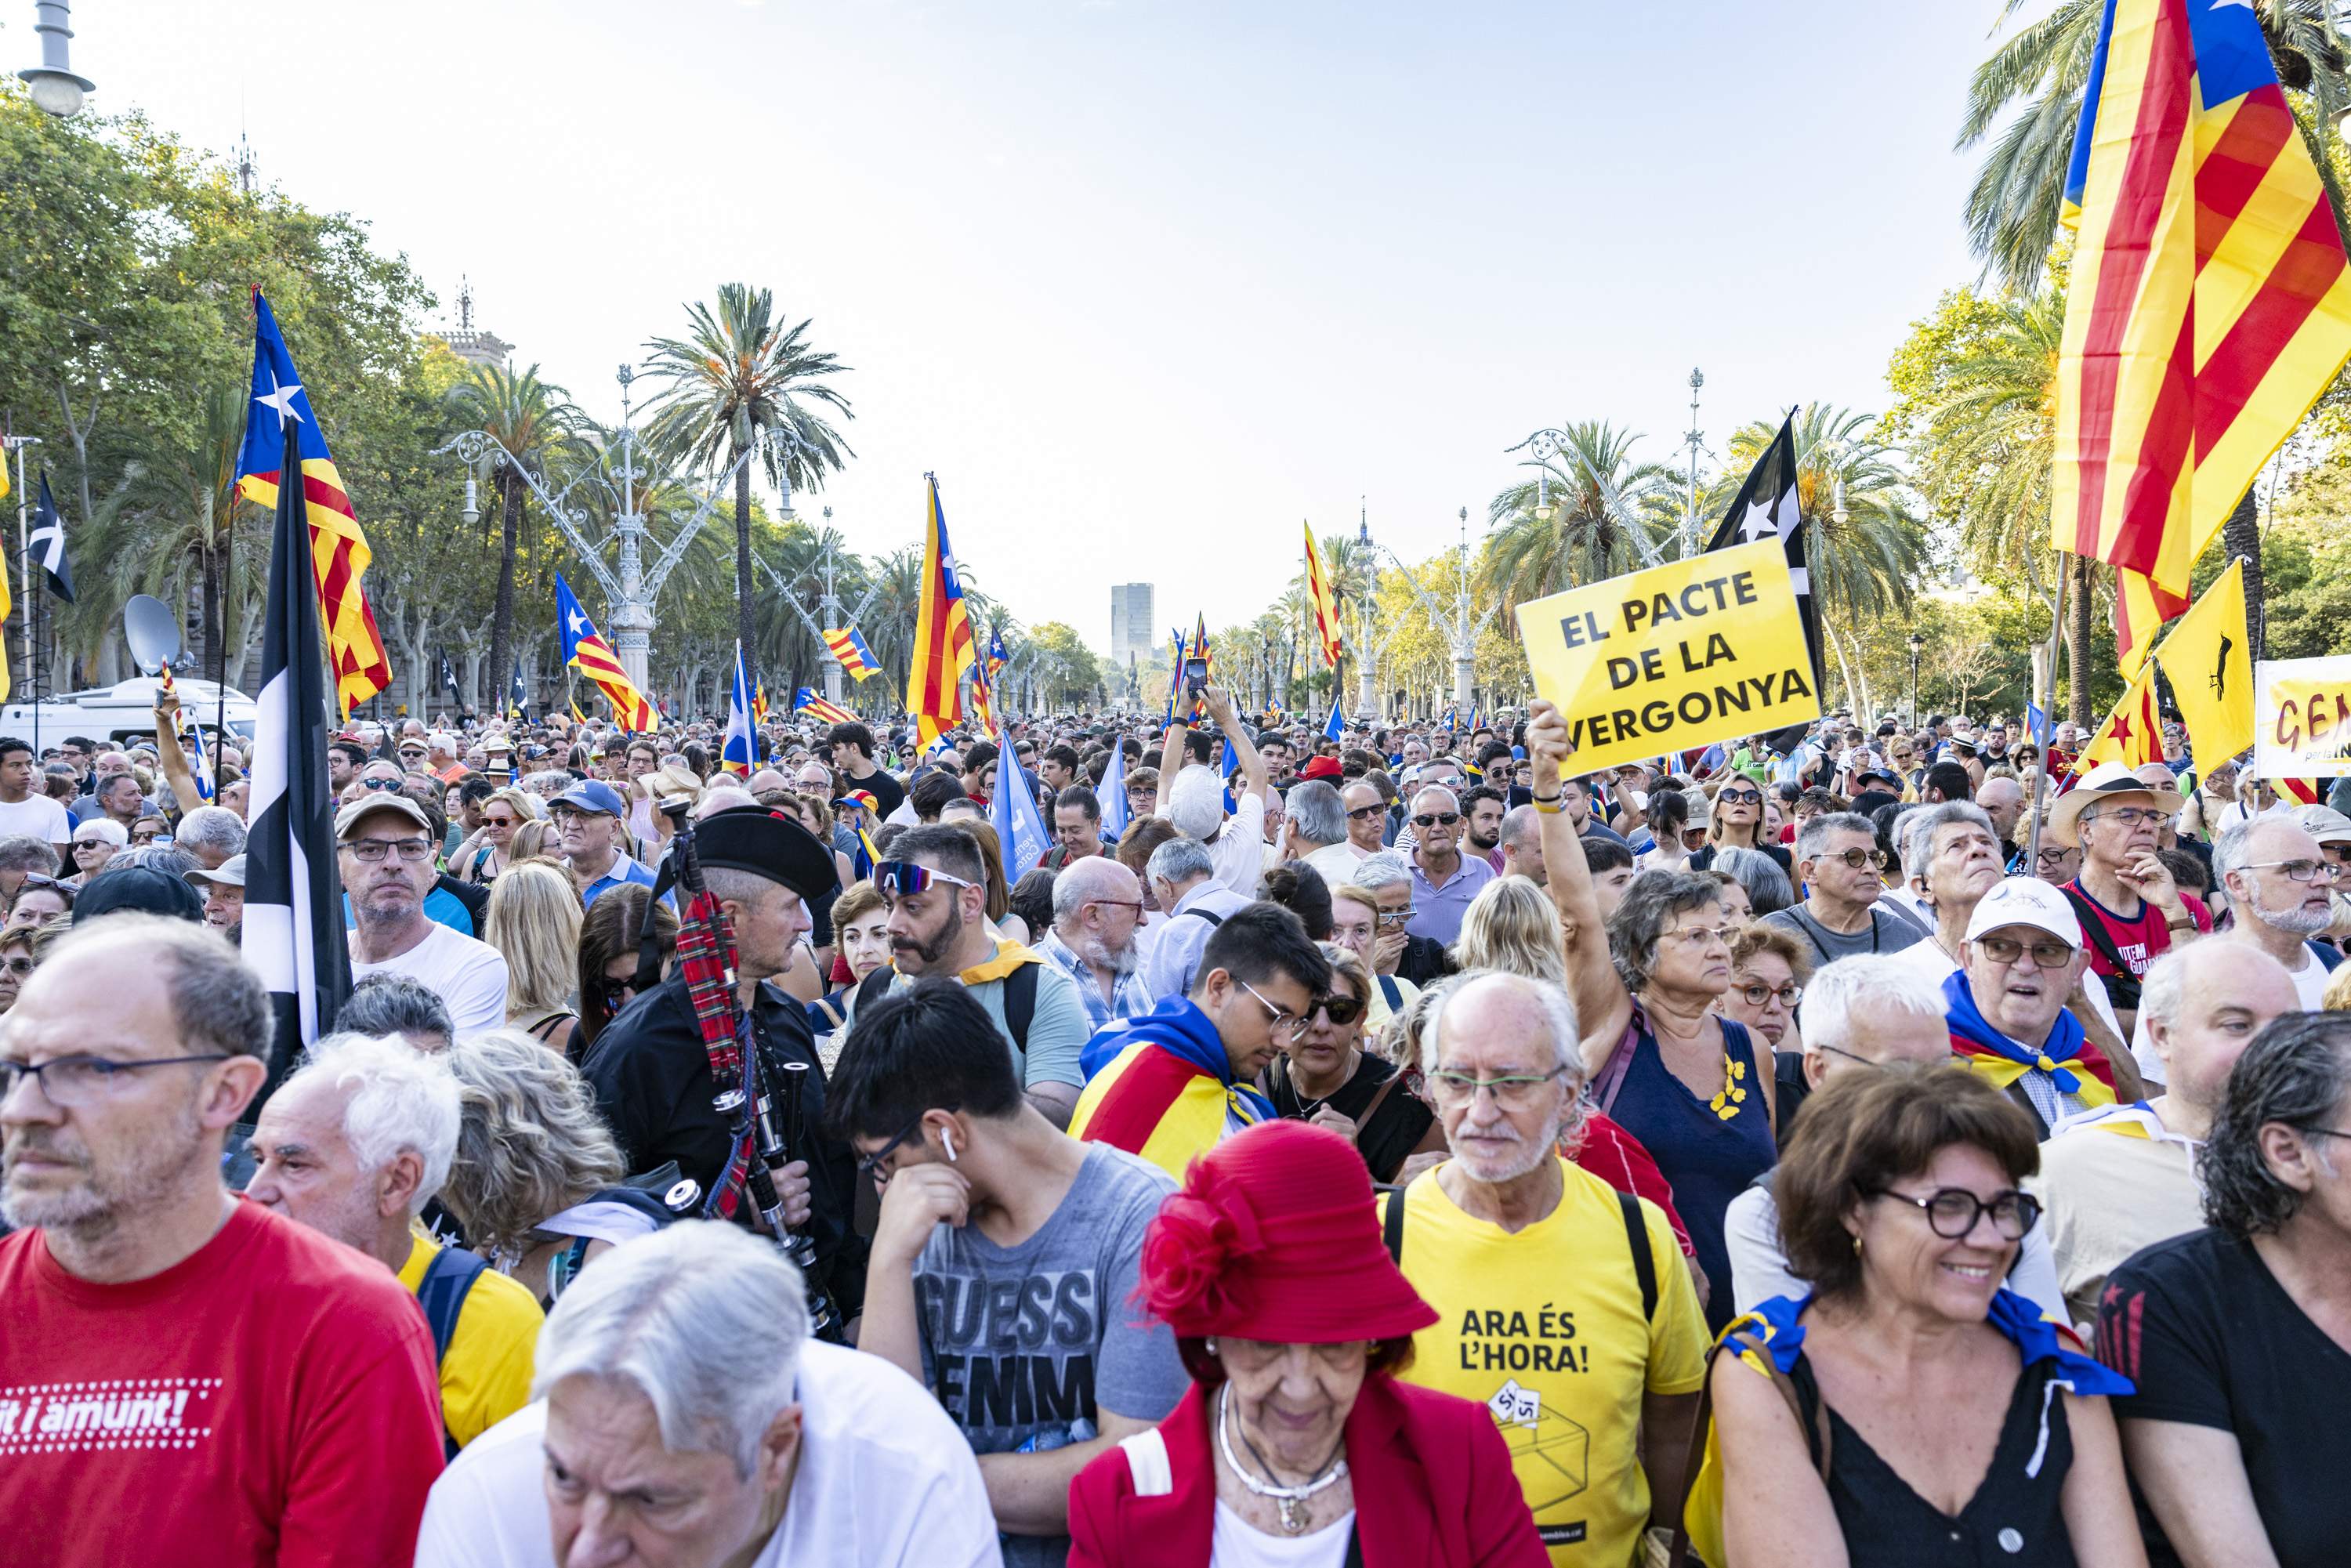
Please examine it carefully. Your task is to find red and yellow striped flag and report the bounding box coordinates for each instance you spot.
[2054,0,2351,664]
[234,292,394,717]
[906,473,976,751]
[2075,663,2163,774]
[1302,523,1342,668]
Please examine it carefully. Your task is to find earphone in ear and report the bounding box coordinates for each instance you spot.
[942,1127,959,1163]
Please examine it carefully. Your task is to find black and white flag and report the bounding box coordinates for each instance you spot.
[240,416,349,1097]
[27,474,73,603]
[1705,412,1820,693]
[440,654,459,696]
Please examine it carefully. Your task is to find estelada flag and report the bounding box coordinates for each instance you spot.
[822,625,882,682]
[2154,557,2252,769]
[2075,662,2164,774]
[2055,0,2351,663]
[906,473,976,750]
[556,573,657,732]
[234,291,393,717]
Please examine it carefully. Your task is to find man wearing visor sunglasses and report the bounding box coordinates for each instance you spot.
[844,825,1094,1128]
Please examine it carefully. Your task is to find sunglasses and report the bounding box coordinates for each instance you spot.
[360,776,404,791]
[1346,805,1386,820]
[1412,812,1461,829]
[874,860,980,900]
[1717,788,1762,804]
[1308,992,1366,1027]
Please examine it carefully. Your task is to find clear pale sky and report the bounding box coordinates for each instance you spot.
[59,1,2012,648]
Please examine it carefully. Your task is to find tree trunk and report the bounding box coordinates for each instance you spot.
[487,473,521,720]
[2067,555,2096,728]
[202,526,224,688]
[2220,485,2264,660]
[735,459,756,669]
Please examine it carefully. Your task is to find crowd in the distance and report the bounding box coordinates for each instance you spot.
[1,679,2345,1567]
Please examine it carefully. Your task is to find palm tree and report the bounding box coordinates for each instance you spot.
[639,284,854,666]
[1480,422,1680,608]
[446,363,582,716]
[1711,405,1923,718]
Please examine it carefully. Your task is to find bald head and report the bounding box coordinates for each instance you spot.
[694,787,760,819]
[1051,854,1143,932]
[2139,940,2298,1123]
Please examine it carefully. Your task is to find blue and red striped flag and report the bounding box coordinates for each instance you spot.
[795,686,854,726]
[2055,0,2351,673]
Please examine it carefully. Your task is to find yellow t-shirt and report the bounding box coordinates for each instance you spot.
[398,1233,545,1450]
[1382,1160,1708,1566]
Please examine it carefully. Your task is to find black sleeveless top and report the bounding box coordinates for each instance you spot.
[1790,1351,2079,1566]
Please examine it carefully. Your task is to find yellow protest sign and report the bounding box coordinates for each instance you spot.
[1513,538,1819,774]
[2255,656,2351,777]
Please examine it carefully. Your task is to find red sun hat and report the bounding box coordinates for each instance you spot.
[1298,755,1345,781]
[1138,1121,1437,1343]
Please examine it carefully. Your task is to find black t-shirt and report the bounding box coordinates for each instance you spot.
[2096,1227,2351,1567]
[842,762,904,821]
[578,972,868,1316]
[1263,1051,1435,1185]
[1687,841,1793,875]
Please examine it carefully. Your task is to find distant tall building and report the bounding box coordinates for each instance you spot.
[1108,582,1156,666]
[439,276,513,367]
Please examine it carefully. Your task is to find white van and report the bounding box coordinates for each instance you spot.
[0,676,259,752]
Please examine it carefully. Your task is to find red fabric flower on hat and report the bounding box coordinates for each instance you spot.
[1139,1168,1267,1331]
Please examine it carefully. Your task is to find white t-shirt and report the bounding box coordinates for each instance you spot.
[1209,791,1269,897]
[1212,1501,1356,1568]
[0,792,73,844]
[1302,840,1367,884]
[411,1339,1002,1568]
[350,920,510,1034]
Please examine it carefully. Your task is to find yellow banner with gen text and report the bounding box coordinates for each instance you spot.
[1514,538,1820,775]
[2255,656,2351,778]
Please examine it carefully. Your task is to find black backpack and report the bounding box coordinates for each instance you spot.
[855,959,1039,1053]
[415,1246,489,1459]
[1379,1173,1659,1320]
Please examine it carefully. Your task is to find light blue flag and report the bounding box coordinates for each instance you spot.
[1099,740,1131,843]
[186,724,215,802]
[991,718,1055,873]
[2026,701,2052,748]
[1324,696,1344,742]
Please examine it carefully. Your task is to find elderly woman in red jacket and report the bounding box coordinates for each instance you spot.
[1068,1121,1546,1568]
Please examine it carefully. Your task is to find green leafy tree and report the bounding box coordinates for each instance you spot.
[1481,422,1679,606]
[446,364,583,716]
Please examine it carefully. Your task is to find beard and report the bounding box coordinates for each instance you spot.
[1450,1103,1567,1186]
[2,1093,208,1237]
[896,904,964,970]
[1081,933,1137,977]
[2254,888,2335,939]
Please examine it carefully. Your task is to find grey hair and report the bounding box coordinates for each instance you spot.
[1711,847,1793,917]
[439,1028,627,1261]
[1795,810,1878,864]
[1610,870,1730,992]
[2211,814,2299,894]
[2137,947,2188,1036]
[0,835,57,875]
[176,806,248,861]
[1408,784,1461,817]
[292,1034,461,1215]
[1421,967,1581,1079]
[106,844,197,879]
[1900,801,1998,883]
[1350,849,1413,895]
[1499,803,1541,853]
[339,973,457,1050]
[521,769,573,796]
[1801,954,1948,1055]
[71,817,128,847]
[1146,835,1215,887]
[532,1221,810,1479]
[43,914,270,1061]
[2201,1012,2351,1238]
[1283,780,1347,848]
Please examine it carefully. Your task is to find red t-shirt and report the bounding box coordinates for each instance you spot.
[2062,880,2212,984]
[0,1197,445,1566]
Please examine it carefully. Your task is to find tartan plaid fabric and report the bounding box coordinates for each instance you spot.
[674,885,754,1218]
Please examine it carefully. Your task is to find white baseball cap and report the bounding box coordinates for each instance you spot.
[1964,875,2084,949]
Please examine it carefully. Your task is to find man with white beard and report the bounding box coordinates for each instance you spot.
[1032,854,1155,1029]
[2206,815,2343,1013]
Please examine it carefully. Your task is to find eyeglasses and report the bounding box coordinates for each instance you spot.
[1346,805,1386,820]
[1411,812,1461,829]
[1870,1186,2041,1240]
[1374,906,1415,926]
[856,1106,955,1186]
[1085,898,1147,918]
[1974,932,2074,969]
[1237,978,1307,1042]
[1660,924,1736,949]
[1,1053,233,1107]
[874,860,980,900]
[342,837,435,864]
[2245,859,2339,884]
[1813,848,1888,870]
[2034,847,2075,868]
[2081,806,2164,829]
[1428,1066,1567,1109]
[359,776,404,791]
[1716,788,1762,805]
[1306,991,1365,1027]
[1734,981,1802,1009]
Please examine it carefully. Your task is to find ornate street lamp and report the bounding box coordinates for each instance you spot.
[19,1,93,118]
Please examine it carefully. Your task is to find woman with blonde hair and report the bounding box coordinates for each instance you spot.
[788,791,856,891]
[958,818,1019,933]
[437,1029,675,1307]
[455,786,541,885]
[483,860,585,1054]
[1451,875,1569,986]
[507,816,560,866]
[1691,775,1791,874]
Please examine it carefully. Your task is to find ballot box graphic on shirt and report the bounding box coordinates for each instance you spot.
[1487,1377,1592,1518]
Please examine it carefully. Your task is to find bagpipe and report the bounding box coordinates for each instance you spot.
[644,796,845,1340]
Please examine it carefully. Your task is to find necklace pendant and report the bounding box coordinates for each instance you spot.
[1280,1496,1306,1534]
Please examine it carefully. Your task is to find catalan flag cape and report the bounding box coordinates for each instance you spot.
[1943,969,2120,1105]
[1070,998,1276,1182]
[556,574,657,732]
[2154,557,2253,770]
[795,686,855,726]
[2056,0,2351,669]
[823,624,882,682]
[2074,662,2164,774]
[906,474,977,751]
[1302,523,1342,668]
[1681,1290,2130,1566]
[2049,1099,2180,1142]
[234,292,394,717]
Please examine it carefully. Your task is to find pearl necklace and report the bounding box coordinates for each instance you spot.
[1215,1385,1349,1534]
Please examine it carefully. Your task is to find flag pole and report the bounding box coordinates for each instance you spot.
[2024,552,2072,874]
[9,439,31,736]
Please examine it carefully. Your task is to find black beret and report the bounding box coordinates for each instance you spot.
[73,865,205,925]
[690,805,839,901]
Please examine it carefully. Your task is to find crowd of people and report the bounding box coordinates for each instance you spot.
[2,679,2346,1566]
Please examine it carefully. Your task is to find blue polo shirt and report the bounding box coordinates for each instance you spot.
[581,851,657,907]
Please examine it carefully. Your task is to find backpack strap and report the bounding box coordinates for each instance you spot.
[1379,1174,1416,1264]
[1376,973,1403,1011]
[1192,909,1225,929]
[2059,885,2143,1012]
[1618,1190,1658,1322]
[1004,958,1039,1053]
[416,1244,488,1365]
[1594,1017,1642,1117]
[854,964,895,1014]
